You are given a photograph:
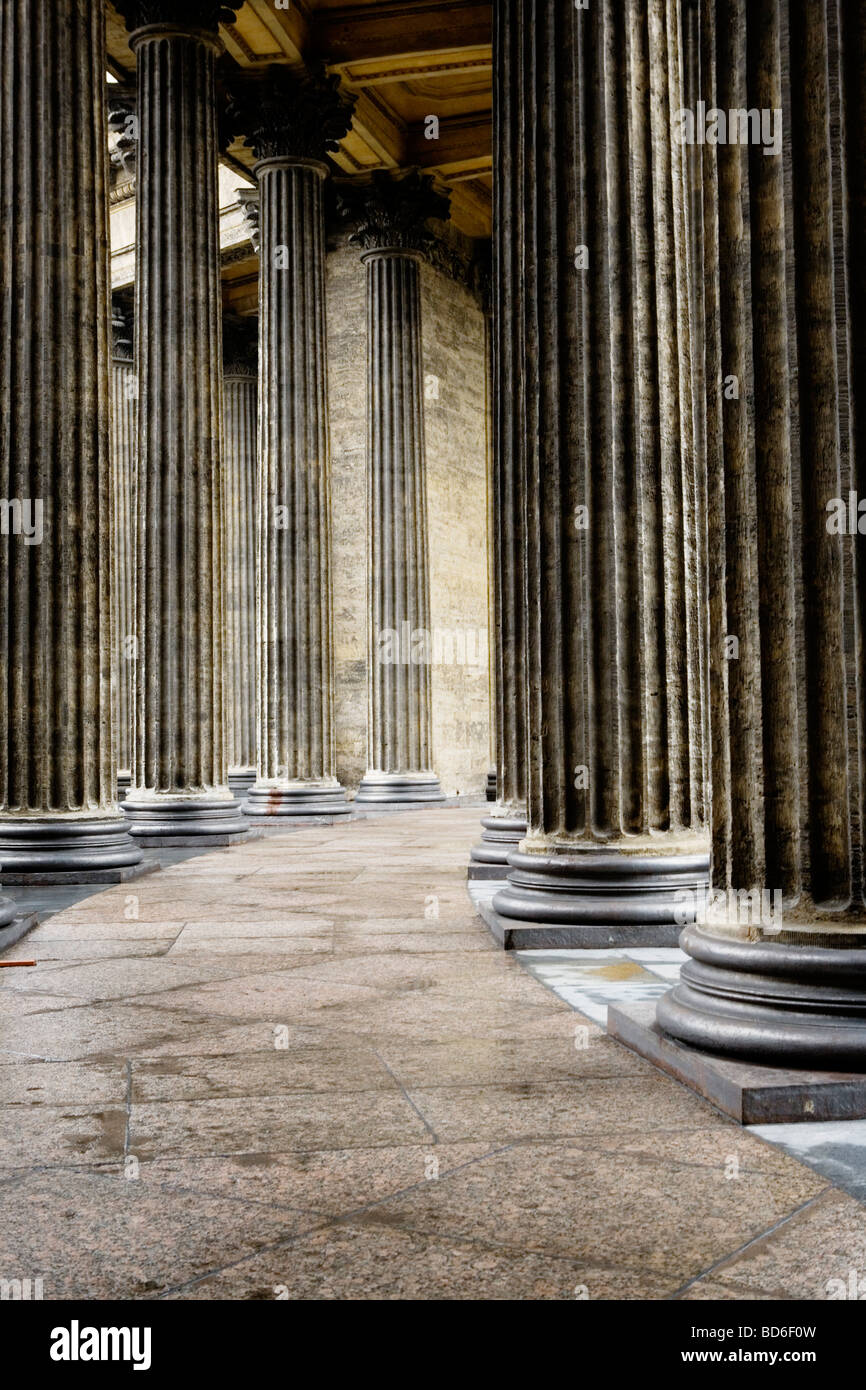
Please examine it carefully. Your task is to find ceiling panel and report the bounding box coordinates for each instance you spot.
[105,0,492,236]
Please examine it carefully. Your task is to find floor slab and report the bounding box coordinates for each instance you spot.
[2,806,864,1300]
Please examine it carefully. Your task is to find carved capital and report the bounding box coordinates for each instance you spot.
[223,313,258,377]
[236,187,260,253]
[114,1,238,36]
[111,296,134,362]
[341,170,451,256]
[108,87,138,181]
[223,63,355,164]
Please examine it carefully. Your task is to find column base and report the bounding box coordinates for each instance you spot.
[243,780,351,818]
[354,772,446,806]
[2,862,157,887]
[117,770,132,801]
[491,840,710,945]
[124,793,250,847]
[486,768,497,802]
[0,900,39,952]
[468,811,527,880]
[0,894,19,929]
[228,767,257,798]
[0,816,144,881]
[656,923,866,1070]
[609,999,866,1124]
[471,884,685,950]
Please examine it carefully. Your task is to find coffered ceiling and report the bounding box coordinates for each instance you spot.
[105,0,493,238]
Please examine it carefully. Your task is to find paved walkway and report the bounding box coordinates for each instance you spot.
[2,806,866,1300]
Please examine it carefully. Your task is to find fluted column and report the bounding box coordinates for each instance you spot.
[492,0,710,938]
[225,68,354,818]
[222,317,258,798]
[110,299,136,798]
[347,173,449,806]
[656,0,866,1065]
[483,303,497,805]
[470,7,529,874]
[115,0,247,845]
[0,0,142,882]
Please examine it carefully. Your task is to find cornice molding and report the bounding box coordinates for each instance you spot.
[109,178,136,206]
[221,241,258,269]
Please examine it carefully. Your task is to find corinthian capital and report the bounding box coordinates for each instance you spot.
[111,295,134,362]
[222,313,258,377]
[114,1,238,35]
[223,63,356,164]
[342,170,451,256]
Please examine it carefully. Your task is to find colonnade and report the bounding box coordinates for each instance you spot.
[0,0,454,897]
[484,0,866,1069]
[6,0,864,1080]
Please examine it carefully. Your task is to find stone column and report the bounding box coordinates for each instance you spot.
[0,0,142,882]
[483,304,497,805]
[350,172,449,807]
[656,0,866,1065]
[110,298,136,798]
[491,0,710,940]
[222,315,258,798]
[225,68,354,818]
[115,0,247,845]
[470,6,529,875]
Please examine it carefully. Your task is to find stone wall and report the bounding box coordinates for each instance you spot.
[326,234,490,796]
[420,260,490,797]
[325,239,368,791]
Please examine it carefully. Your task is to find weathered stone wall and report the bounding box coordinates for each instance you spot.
[420,261,490,797]
[326,239,368,791]
[326,234,490,796]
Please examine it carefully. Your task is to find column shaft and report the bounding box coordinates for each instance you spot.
[245,159,348,817]
[355,250,444,805]
[657,0,866,1065]
[0,0,141,880]
[110,351,136,792]
[121,16,246,844]
[470,0,529,871]
[223,368,257,796]
[492,0,710,938]
[483,308,497,805]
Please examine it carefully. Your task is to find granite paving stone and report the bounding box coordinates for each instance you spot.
[2,806,862,1300]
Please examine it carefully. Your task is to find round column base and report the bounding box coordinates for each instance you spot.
[228,767,257,798]
[493,844,710,926]
[243,782,351,817]
[355,773,446,805]
[0,816,144,876]
[0,895,19,929]
[124,795,249,844]
[117,770,132,802]
[469,814,527,877]
[486,769,497,802]
[471,814,527,866]
[657,924,866,1068]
